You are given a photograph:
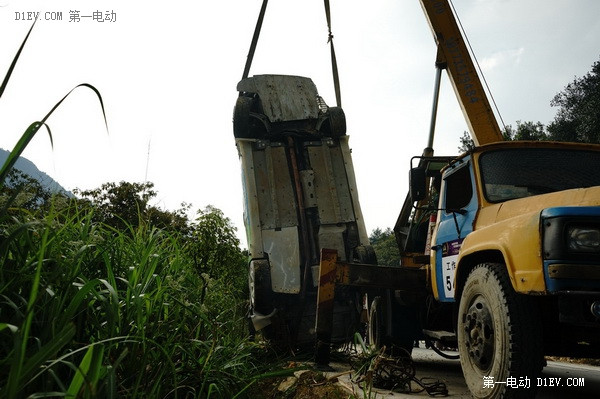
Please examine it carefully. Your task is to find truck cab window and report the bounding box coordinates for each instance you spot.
[444,164,472,212]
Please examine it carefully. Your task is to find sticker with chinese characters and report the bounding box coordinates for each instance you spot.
[441,238,462,298]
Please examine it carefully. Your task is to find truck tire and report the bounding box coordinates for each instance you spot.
[457,263,543,399]
[368,296,384,349]
[368,294,415,356]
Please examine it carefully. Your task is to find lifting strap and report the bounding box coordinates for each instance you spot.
[324,0,342,107]
[241,0,343,108]
[242,0,269,80]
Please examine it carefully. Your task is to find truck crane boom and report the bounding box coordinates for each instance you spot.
[420,0,503,145]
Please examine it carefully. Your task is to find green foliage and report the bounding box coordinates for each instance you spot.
[459,56,600,148]
[0,169,52,212]
[0,198,260,398]
[75,181,156,228]
[457,131,475,153]
[369,227,400,266]
[186,205,248,292]
[0,21,265,398]
[548,59,600,143]
[502,120,548,141]
[458,120,548,152]
[75,181,190,235]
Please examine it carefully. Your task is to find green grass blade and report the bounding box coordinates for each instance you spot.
[0,83,108,188]
[21,323,76,379]
[206,383,220,398]
[2,323,75,397]
[39,83,108,132]
[0,121,49,186]
[66,344,104,397]
[27,392,68,398]
[3,221,51,397]
[57,278,104,326]
[0,19,37,99]
[0,322,18,333]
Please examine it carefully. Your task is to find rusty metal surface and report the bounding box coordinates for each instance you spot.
[252,143,297,229]
[236,75,319,122]
[287,136,313,298]
[337,136,370,246]
[315,248,338,365]
[336,262,427,291]
[307,142,355,225]
[315,249,428,366]
[318,225,348,262]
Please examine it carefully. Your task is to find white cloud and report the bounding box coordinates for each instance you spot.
[480,47,524,71]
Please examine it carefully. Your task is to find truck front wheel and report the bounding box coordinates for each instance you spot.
[457,263,543,399]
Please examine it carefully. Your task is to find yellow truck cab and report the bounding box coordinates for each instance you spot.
[400,140,600,398]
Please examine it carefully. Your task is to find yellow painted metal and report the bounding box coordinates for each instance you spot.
[317,249,338,304]
[466,186,600,293]
[419,0,503,145]
[461,210,545,292]
[429,220,442,300]
[456,143,600,293]
[315,248,338,365]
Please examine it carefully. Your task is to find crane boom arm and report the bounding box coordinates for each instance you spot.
[420,0,503,145]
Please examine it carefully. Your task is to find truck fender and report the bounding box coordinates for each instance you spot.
[455,211,546,296]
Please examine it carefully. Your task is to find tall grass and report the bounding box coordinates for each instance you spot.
[0,21,268,397]
[0,200,265,398]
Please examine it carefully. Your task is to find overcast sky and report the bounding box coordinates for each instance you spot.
[1,0,599,246]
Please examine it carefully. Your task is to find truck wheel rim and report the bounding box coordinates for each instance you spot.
[463,295,494,371]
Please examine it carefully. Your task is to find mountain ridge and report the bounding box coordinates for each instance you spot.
[0,148,72,195]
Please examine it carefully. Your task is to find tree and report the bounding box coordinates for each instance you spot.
[547,58,600,143]
[74,181,189,234]
[502,120,547,141]
[459,57,600,148]
[458,131,475,153]
[185,205,247,288]
[0,169,52,212]
[458,120,547,153]
[146,202,191,235]
[369,227,400,266]
[75,181,155,230]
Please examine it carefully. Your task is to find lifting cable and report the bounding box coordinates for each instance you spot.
[241,0,343,108]
[448,0,506,131]
[351,347,449,397]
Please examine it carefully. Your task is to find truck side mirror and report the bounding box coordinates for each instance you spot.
[410,167,427,202]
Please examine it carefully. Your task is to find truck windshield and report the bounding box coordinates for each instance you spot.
[479,147,600,202]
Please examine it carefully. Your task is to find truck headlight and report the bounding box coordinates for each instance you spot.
[567,226,600,253]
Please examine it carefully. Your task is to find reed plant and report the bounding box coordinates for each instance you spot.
[0,199,269,398]
[1,20,270,398]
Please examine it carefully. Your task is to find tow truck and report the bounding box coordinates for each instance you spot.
[233,1,600,398]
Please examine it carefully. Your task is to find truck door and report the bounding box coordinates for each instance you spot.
[433,158,478,301]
